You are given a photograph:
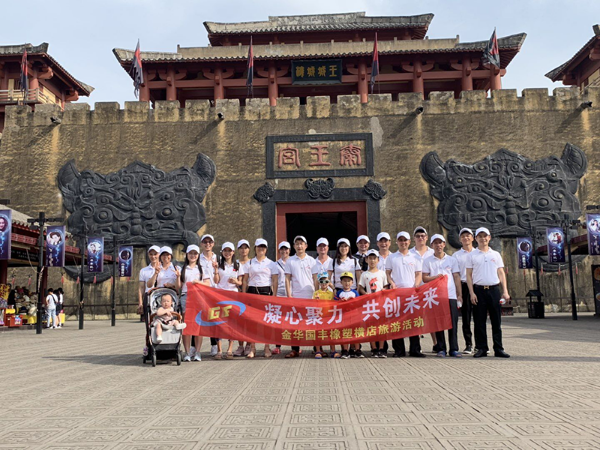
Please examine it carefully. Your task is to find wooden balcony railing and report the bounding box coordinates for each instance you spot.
[0,88,52,105]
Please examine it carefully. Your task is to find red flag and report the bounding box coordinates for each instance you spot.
[246,36,254,96]
[130,40,144,98]
[482,28,500,68]
[185,277,452,345]
[370,33,379,94]
[20,49,28,93]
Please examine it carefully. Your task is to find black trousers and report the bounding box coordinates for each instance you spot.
[473,284,504,352]
[392,336,421,355]
[461,282,473,347]
[435,299,459,353]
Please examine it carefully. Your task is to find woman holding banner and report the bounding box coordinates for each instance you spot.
[177,245,210,362]
[214,242,245,359]
[233,239,252,357]
[241,238,278,358]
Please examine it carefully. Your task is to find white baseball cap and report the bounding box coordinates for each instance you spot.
[459,227,474,236]
[159,246,172,255]
[186,244,200,253]
[278,241,291,249]
[366,249,380,257]
[221,242,235,251]
[413,226,427,235]
[475,227,491,236]
[430,234,446,244]
[396,231,410,240]
[356,235,370,244]
[337,238,351,247]
[148,245,160,254]
[377,232,391,241]
[237,239,250,248]
[255,238,268,247]
[294,235,307,244]
[200,234,214,242]
[316,237,329,247]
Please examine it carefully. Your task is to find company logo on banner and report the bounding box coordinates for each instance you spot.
[118,246,133,277]
[45,225,66,267]
[184,277,452,345]
[87,237,104,273]
[517,237,533,269]
[546,227,566,263]
[587,214,600,256]
[0,210,11,261]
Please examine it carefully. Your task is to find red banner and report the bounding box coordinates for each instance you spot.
[184,277,451,345]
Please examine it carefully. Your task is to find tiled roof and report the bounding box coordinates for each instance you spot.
[204,12,433,35]
[114,33,525,66]
[546,25,600,81]
[0,43,93,95]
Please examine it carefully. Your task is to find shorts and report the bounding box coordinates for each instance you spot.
[179,293,187,313]
[152,317,174,330]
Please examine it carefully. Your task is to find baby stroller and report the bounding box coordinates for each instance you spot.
[143,287,183,367]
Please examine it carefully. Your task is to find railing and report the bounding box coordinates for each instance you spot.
[0,88,52,105]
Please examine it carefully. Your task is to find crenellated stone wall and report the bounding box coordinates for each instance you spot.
[1,87,599,316]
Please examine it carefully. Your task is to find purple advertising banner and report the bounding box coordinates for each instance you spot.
[87,237,104,273]
[45,225,66,267]
[118,245,133,277]
[0,210,11,261]
[546,227,566,263]
[517,237,533,269]
[586,214,600,256]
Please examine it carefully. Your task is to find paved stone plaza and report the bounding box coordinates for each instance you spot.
[0,314,599,450]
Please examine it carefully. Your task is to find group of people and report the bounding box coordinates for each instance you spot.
[138,225,511,361]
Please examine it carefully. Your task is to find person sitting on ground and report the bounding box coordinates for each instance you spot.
[153,293,186,343]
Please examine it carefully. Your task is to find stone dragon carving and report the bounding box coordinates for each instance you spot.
[57,154,216,282]
[420,144,587,248]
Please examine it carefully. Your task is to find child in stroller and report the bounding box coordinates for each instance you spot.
[153,293,186,343]
[144,288,186,366]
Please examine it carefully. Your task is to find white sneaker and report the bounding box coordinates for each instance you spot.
[52,325,57,329]
[210,345,218,356]
[193,354,202,362]
[156,335,163,343]
[175,323,187,330]
[183,355,191,362]
[189,346,197,358]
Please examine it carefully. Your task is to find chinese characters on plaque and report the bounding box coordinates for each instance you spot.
[266,133,373,179]
[292,59,343,85]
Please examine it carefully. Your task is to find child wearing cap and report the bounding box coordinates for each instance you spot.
[358,250,389,358]
[312,272,339,358]
[335,272,362,359]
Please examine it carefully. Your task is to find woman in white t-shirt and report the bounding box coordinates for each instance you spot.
[233,239,252,357]
[176,245,210,362]
[213,242,245,360]
[147,246,180,290]
[329,238,362,294]
[242,238,278,359]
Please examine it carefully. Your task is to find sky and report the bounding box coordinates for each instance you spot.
[2,0,599,105]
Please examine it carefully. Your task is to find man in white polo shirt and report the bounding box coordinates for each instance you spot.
[466,227,510,358]
[285,235,316,358]
[386,231,425,358]
[453,227,475,354]
[312,237,333,290]
[355,235,371,271]
[138,245,160,314]
[376,232,391,270]
[422,234,462,357]
[410,226,434,262]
